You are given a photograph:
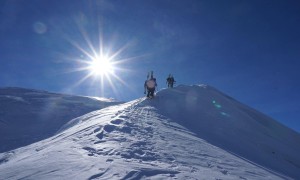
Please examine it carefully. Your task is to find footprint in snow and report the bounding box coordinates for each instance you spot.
[94,141,103,144]
[96,131,104,139]
[88,169,107,180]
[82,147,97,156]
[106,158,114,163]
[110,118,123,125]
[119,115,129,119]
[122,168,179,179]
[118,126,132,134]
[93,126,102,133]
[220,170,228,175]
[103,124,116,132]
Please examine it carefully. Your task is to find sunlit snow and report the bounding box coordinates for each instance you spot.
[0,85,299,179]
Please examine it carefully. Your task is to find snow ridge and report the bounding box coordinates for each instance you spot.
[0,87,121,153]
[154,85,300,179]
[0,85,299,179]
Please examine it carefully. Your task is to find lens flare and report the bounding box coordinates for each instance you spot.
[212,100,230,117]
[58,13,146,99]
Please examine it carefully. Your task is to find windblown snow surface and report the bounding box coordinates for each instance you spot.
[0,87,121,153]
[0,85,300,179]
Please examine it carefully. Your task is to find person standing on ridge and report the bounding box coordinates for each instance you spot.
[166,74,171,88]
[144,71,157,98]
[166,74,175,88]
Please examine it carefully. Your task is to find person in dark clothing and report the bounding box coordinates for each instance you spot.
[166,74,175,88]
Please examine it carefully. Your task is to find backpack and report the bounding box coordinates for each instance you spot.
[146,78,156,89]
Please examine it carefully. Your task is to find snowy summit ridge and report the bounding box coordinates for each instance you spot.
[0,85,300,179]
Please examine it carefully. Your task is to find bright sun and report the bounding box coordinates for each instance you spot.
[88,55,114,76]
[65,22,137,97]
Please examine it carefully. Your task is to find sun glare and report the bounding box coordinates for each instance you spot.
[64,18,141,98]
[89,56,114,76]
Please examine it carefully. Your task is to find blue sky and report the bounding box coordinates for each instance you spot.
[0,0,299,132]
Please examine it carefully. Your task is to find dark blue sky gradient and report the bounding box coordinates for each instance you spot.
[0,0,299,132]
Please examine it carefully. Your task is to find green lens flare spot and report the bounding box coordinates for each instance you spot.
[220,112,229,117]
[212,100,222,108]
[215,104,222,108]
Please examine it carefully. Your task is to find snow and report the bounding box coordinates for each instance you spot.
[0,85,299,179]
[0,95,27,103]
[0,87,121,153]
[87,96,118,103]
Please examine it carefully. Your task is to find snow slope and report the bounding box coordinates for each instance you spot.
[0,87,121,153]
[0,85,299,179]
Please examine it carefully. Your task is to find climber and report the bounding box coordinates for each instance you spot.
[166,74,175,88]
[144,71,157,98]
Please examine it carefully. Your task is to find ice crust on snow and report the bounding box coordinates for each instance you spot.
[0,85,299,179]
